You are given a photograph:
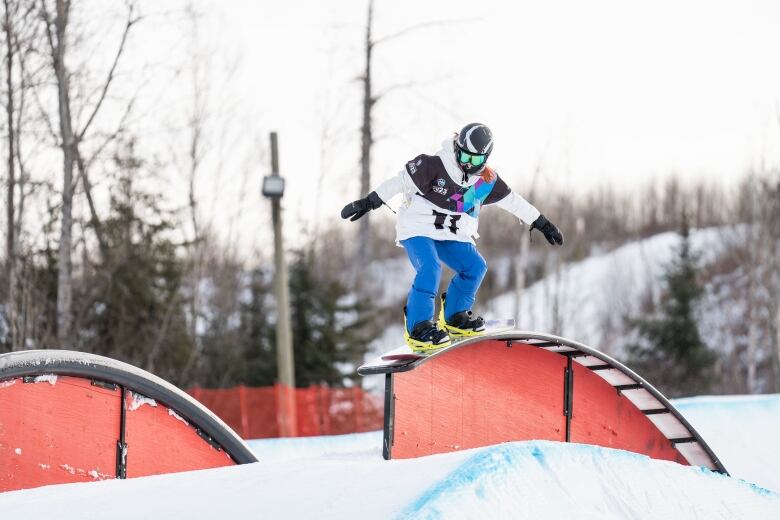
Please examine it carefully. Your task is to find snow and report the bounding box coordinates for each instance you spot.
[56,464,110,481]
[87,470,111,481]
[366,257,416,307]
[0,394,777,518]
[168,408,189,425]
[396,442,777,520]
[246,431,382,462]
[32,374,58,386]
[129,392,157,411]
[487,227,727,354]
[673,394,780,492]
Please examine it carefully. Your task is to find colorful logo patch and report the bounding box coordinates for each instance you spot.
[449,177,496,216]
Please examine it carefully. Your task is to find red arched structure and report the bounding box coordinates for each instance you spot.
[0,350,257,492]
[358,332,727,474]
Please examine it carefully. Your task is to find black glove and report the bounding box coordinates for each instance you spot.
[531,214,564,246]
[340,191,383,222]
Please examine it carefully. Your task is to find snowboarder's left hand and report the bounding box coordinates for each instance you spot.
[531,214,564,246]
[340,191,383,221]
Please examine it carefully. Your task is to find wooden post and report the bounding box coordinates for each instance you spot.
[268,132,297,436]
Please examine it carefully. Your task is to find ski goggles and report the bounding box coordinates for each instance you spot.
[457,149,487,166]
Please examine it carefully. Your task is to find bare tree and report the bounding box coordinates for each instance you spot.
[772,109,780,392]
[357,0,374,266]
[745,179,761,393]
[356,0,466,270]
[761,173,780,391]
[40,0,138,345]
[3,0,18,349]
[40,0,76,345]
[2,0,39,350]
[178,2,209,382]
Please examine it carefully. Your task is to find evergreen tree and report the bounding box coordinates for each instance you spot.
[197,253,245,388]
[79,145,194,386]
[288,248,374,387]
[626,215,715,397]
[239,267,276,386]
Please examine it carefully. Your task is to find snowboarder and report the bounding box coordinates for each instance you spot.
[341,123,563,351]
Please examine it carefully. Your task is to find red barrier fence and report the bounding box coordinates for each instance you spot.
[187,384,384,439]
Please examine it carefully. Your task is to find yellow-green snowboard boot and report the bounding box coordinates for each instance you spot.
[437,293,487,338]
[404,307,451,352]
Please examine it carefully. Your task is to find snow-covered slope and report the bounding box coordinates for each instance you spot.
[0,395,778,519]
[486,227,727,353]
[397,442,777,520]
[0,440,775,519]
[673,394,780,492]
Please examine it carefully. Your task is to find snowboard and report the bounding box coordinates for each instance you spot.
[382,319,515,362]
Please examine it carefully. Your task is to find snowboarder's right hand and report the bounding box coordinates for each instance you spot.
[341,191,383,221]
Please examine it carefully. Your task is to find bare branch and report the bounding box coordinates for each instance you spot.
[374,73,457,100]
[74,148,107,255]
[73,95,136,188]
[77,2,139,140]
[21,63,58,142]
[374,80,415,99]
[39,0,56,56]
[373,18,471,46]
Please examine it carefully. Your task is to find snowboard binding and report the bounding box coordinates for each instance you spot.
[438,293,487,338]
[404,308,451,352]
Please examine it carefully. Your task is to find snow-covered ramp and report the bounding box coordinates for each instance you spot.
[399,442,777,520]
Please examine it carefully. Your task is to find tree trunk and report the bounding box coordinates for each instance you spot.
[357,0,373,273]
[775,299,780,392]
[4,0,17,349]
[51,0,76,346]
[771,184,780,392]
[744,185,762,394]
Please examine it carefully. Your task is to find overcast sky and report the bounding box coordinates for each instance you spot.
[128,0,780,252]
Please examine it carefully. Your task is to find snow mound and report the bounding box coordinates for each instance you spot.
[1,439,774,520]
[400,441,777,520]
[674,394,780,493]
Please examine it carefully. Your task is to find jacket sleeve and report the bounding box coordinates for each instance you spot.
[494,191,541,225]
[373,168,419,203]
[373,155,432,203]
[484,175,540,225]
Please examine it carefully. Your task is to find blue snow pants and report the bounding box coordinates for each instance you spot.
[401,237,488,332]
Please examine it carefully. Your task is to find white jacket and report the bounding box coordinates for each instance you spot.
[373,138,540,245]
